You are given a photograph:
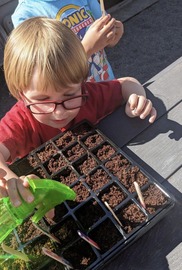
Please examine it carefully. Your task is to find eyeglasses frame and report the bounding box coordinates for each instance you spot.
[20,84,89,114]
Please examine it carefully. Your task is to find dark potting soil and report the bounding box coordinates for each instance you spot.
[53,216,79,247]
[63,239,97,270]
[32,167,47,178]
[142,184,168,214]
[76,155,97,175]
[83,132,104,149]
[46,154,68,175]
[116,202,147,234]
[72,122,92,138]
[27,154,39,168]
[53,166,78,186]
[99,184,127,209]
[36,143,57,163]
[72,182,90,203]
[16,219,43,244]
[105,155,148,193]
[55,131,75,149]
[63,143,86,162]
[85,167,111,191]
[94,142,116,161]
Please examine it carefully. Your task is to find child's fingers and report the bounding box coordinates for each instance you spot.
[17,177,35,204]
[100,14,111,24]
[128,95,157,123]
[0,177,8,198]
[101,17,116,33]
[138,99,153,119]
[22,174,40,185]
[138,99,157,123]
[6,178,23,206]
[6,177,34,206]
[149,107,157,123]
[95,14,111,30]
[134,96,147,115]
[45,208,55,220]
[106,26,115,39]
[18,174,41,204]
[128,93,139,110]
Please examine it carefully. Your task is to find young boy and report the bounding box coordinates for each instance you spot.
[11,0,124,82]
[0,17,156,209]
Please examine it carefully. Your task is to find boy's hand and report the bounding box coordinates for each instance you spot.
[0,175,55,220]
[125,94,157,123]
[0,175,36,207]
[107,20,124,47]
[82,14,123,58]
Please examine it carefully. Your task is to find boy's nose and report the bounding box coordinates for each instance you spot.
[53,103,66,114]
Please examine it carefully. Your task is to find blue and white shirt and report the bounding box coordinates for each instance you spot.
[12,0,115,82]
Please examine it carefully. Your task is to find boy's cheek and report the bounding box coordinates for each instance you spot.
[33,114,47,123]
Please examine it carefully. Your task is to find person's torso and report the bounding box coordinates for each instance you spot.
[13,0,115,81]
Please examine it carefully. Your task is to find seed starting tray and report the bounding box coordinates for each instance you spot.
[8,121,175,270]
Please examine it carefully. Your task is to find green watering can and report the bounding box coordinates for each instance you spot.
[0,178,76,243]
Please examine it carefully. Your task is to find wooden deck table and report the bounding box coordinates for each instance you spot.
[98,58,182,270]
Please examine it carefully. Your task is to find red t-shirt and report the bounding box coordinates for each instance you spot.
[0,80,122,162]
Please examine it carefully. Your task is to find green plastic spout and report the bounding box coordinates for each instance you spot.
[0,179,76,244]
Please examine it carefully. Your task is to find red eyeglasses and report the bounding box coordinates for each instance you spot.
[20,85,89,114]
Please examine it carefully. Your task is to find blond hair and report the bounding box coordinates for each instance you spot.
[4,17,89,99]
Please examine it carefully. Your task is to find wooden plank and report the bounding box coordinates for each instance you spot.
[146,56,182,82]
[122,102,182,180]
[99,59,182,148]
[145,61,182,112]
[167,166,182,199]
[108,0,159,22]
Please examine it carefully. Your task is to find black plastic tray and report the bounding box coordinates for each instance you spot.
[8,121,175,270]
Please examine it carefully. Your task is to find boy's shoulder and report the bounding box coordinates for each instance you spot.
[1,100,32,123]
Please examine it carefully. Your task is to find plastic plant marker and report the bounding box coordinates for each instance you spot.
[134,181,146,209]
[77,230,101,250]
[32,222,61,244]
[0,178,76,243]
[44,216,56,225]
[104,201,124,228]
[100,0,106,16]
[1,242,30,262]
[42,247,73,268]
